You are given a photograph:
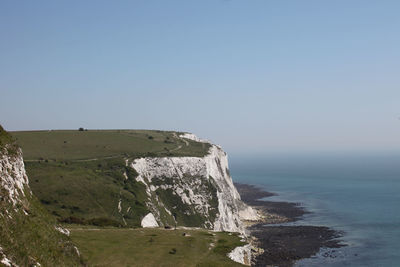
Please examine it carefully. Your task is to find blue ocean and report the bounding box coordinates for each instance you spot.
[230,152,400,267]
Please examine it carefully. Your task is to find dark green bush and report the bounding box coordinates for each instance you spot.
[87,217,122,227]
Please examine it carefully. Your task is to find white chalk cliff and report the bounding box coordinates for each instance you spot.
[0,145,35,266]
[0,146,30,206]
[130,133,258,233]
[0,133,82,266]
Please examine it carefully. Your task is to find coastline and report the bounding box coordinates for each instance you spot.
[235,183,345,267]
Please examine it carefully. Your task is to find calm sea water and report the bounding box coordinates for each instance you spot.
[230,152,400,267]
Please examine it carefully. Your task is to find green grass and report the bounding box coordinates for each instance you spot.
[11,129,210,160]
[0,125,18,155]
[0,125,13,146]
[69,227,246,267]
[0,190,84,266]
[25,158,149,228]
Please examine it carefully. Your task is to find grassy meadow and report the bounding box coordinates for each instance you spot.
[69,227,246,267]
[12,129,210,160]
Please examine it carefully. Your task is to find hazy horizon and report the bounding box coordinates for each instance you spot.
[1,1,400,154]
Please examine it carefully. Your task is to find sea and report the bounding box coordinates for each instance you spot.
[230,152,400,267]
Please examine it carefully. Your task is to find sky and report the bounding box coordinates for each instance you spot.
[1,0,400,155]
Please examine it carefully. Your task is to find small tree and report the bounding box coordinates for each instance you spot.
[78,128,84,131]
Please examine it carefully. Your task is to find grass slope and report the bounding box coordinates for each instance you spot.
[0,126,83,266]
[69,227,246,267]
[26,158,149,227]
[0,191,84,266]
[12,130,210,160]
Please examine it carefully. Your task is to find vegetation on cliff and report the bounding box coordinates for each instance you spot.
[0,126,83,266]
[0,125,18,155]
[11,130,213,228]
[26,158,149,227]
[5,128,248,266]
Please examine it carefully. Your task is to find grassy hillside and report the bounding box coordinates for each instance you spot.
[12,130,210,160]
[0,125,14,147]
[0,125,18,155]
[0,191,84,266]
[69,227,246,267]
[0,126,83,266]
[25,158,149,227]
[11,130,212,228]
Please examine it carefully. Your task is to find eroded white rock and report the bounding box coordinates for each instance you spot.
[228,244,252,266]
[179,133,209,143]
[141,213,159,228]
[0,246,17,267]
[131,133,258,234]
[238,203,259,221]
[55,226,70,236]
[0,147,30,206]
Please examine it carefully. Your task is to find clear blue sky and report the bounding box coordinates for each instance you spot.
[1,1,399,154]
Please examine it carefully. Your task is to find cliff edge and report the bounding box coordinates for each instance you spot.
[0,126,82,266]
[131,133,259,233]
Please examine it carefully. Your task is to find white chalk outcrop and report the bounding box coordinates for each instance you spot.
[178,133,209,143]
[0,247,18,267]
[238,202,259,221]
[55,226,70,236]
[141,213,159,228]
[228,244,252,266]
[0,246,17,267]
[0,146,30,206]
[130,133,258,233]
[0,130,82,266]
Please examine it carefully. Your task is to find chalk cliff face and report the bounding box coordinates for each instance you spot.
[0,128,82,266]
[0,146,30,207]
[0,145,28,267]
[130,133,258,233]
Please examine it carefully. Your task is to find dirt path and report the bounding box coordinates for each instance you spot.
[169,133,189,152]
[75,155,122,162]
[23,154,123,163]
[181,138,189,146]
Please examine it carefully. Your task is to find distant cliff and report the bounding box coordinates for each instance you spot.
[131,133,259,233]
[8,129,258,265]
[0,126,82,266]
[12,130,258,233]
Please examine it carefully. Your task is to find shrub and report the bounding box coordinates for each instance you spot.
[87,217,122,227]
[58,216,86,225]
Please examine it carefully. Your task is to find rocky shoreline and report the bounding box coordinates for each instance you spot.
[235,183,345,267]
